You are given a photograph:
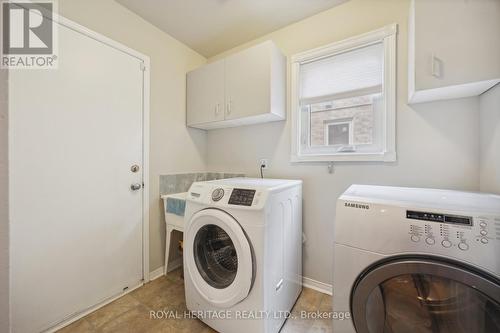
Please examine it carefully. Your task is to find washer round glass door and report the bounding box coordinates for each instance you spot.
[185,209,253,308]
[351,257,500,333]
[194,224,238,289]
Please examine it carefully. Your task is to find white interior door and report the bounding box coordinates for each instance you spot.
[9,20,145,333]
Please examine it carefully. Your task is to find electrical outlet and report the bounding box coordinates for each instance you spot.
[259,159,268,169]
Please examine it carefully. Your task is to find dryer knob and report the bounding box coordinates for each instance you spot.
[441,239,452,248]
[458,242,469,251]
[212,188,225,202]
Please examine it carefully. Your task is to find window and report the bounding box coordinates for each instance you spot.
[291,24,397,162]
[324,119,353,146]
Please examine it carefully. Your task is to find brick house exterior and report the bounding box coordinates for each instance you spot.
[309,95,375,146]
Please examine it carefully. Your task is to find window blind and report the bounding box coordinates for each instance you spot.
[299,42,383,104]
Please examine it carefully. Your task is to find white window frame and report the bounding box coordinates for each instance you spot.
[324,119,353,146]
[290,24,397,162]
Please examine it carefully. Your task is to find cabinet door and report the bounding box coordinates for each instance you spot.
[187,59,225,126]
[414,0,500,90]
[224,42,271,120]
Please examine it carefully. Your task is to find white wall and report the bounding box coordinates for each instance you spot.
[206,0,480,285]
[479,84,500,194]
[57,0,207,272]
[0,66,9,333]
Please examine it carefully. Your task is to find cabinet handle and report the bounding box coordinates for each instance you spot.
[276,278,283,291]
[215,104,220,115]
[226,100,232,114]
[431,53,443,78]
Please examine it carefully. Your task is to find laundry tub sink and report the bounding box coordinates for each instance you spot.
[161,192,187,275]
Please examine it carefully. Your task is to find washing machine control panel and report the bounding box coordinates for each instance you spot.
[406,209,500,251]
[188,179,272,210]
[210,188,257,206]
[228,188,256,206]
[188,184,264,209]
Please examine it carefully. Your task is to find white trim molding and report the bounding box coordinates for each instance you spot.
[303,277,333,296]
[141,54,151,284]
[290,24,398,163]
[150,259,183,281]
[291,24,397,64]
[149,266,166,281]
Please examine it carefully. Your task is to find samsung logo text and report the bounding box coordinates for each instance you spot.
[344,202,370,210]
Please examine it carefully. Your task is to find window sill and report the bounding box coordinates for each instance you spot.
[291,151,396,163]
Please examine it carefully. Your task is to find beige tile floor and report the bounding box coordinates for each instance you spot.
[58,268,332,333]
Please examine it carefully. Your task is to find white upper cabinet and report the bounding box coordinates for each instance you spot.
[408,0,500,104]
[187,41,286,129]
[187,59,225,125]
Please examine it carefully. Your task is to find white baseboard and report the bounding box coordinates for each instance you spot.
[45,282,143,332]
[149,258,183,281]
[152,264,331,296]
[303,277,332,295]
[149,266,165,281]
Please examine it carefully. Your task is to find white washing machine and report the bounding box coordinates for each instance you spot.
[183,178,302,333]
[333,185,500,333]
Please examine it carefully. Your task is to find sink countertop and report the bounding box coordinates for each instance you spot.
[161,192,188,200]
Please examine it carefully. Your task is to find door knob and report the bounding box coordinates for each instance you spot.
[130,183,142,191]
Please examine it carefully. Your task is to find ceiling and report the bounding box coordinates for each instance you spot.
[116,0,347,58]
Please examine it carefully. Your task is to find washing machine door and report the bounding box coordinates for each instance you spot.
[351,256,500,333]
[185,208,253,308]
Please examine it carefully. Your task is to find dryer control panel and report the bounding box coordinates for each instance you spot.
[406,209,499,252]
[336,185,500,275]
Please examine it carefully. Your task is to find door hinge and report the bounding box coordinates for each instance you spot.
[140,63,146,71]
